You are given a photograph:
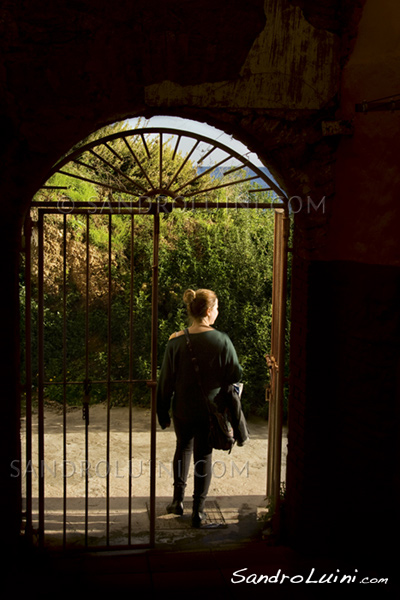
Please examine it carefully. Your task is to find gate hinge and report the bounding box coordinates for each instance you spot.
[265,354,278,371]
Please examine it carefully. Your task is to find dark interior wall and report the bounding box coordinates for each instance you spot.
[0,0,398,568]
[285,0,400,560]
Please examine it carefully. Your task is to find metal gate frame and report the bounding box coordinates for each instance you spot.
[23,204,164,550]
[266,209,290,528]
[21,126,290,550]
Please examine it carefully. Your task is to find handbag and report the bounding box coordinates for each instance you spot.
[184,328,236,452]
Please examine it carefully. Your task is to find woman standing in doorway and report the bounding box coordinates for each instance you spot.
[156,288,242,528]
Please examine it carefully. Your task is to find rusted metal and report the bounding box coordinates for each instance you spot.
[165,140,200,191]
[183,174,259,197]
[89,148,147,194]
[45,127,286,205]
[266,209,289,529]
[172,135,181,160]
[122,137,155,191]
[31,199,283,211]
[85,214,91,545]
[140,133,151,159]
[58,169,141,197]
[23,214,33,540]
[159,132,163,189]
[104,141,123,161]
[128,213,135,545]
[62,214,67,549]
[198,145,217,164]
[174,154,233,193]
[149,212,160,548]
[107,214,113,545]
[37,211,45,547]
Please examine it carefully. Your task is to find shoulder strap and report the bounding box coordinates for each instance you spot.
[184,328,211,414]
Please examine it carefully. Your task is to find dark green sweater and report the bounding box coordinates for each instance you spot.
[156,329,242,429]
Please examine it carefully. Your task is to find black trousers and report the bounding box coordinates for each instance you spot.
[172,414,213,508]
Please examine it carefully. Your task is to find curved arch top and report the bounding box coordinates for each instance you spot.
[39,126,288,212]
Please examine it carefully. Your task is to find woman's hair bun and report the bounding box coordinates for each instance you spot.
[183,288,217,319]
[183,289,196,305]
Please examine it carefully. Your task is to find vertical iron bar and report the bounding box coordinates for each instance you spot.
[84,213,90,546]
[159,132,163,190]
[266,273,275,494]
[128,213,135,545]
[24,213,33,540]
[273,212,289,525]
[149,212,159,547]
[37,211,45,547]
[266,210,288,526]
[106,213,112,545]
[172,135,181,160]
[63,214,67,549]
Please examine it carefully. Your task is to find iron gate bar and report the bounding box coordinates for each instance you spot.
[122,137,156,191]
[73,159,98,172]
[88,148,148,194]
[159,133,163,189]
[31,201,283,211]
[140,133,151,159]
[84,213,90,546]
[104,141,123,161]
[62,214,67,549]
[165,140,201,191]
[37,210,45,547]
[41,185,70,190]
[149,212,160,547]
[106,213,112,546]
[41,379,156,386]
[266,210,289,525]
[30,203,175,214]
[58,169,142,197]
[223,164,248,176]
[128,213,135,545]
[172,134,181,160]
[23,214,33,540]
[174,154,233,193]
[183,174,260,197]
[198,144,217,164]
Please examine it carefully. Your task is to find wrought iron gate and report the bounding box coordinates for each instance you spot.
[22,205,163,549]
[20,125,289,550]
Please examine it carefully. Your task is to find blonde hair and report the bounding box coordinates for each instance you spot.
[183,288,217,320]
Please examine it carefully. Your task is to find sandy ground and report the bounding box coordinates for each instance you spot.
[21,404,287,550]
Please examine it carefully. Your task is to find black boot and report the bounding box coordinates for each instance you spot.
[166,487,184,516]
[191,498,207,528]
[166,500,184,516]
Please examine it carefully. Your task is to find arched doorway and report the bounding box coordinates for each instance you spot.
[20,120,290,550]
